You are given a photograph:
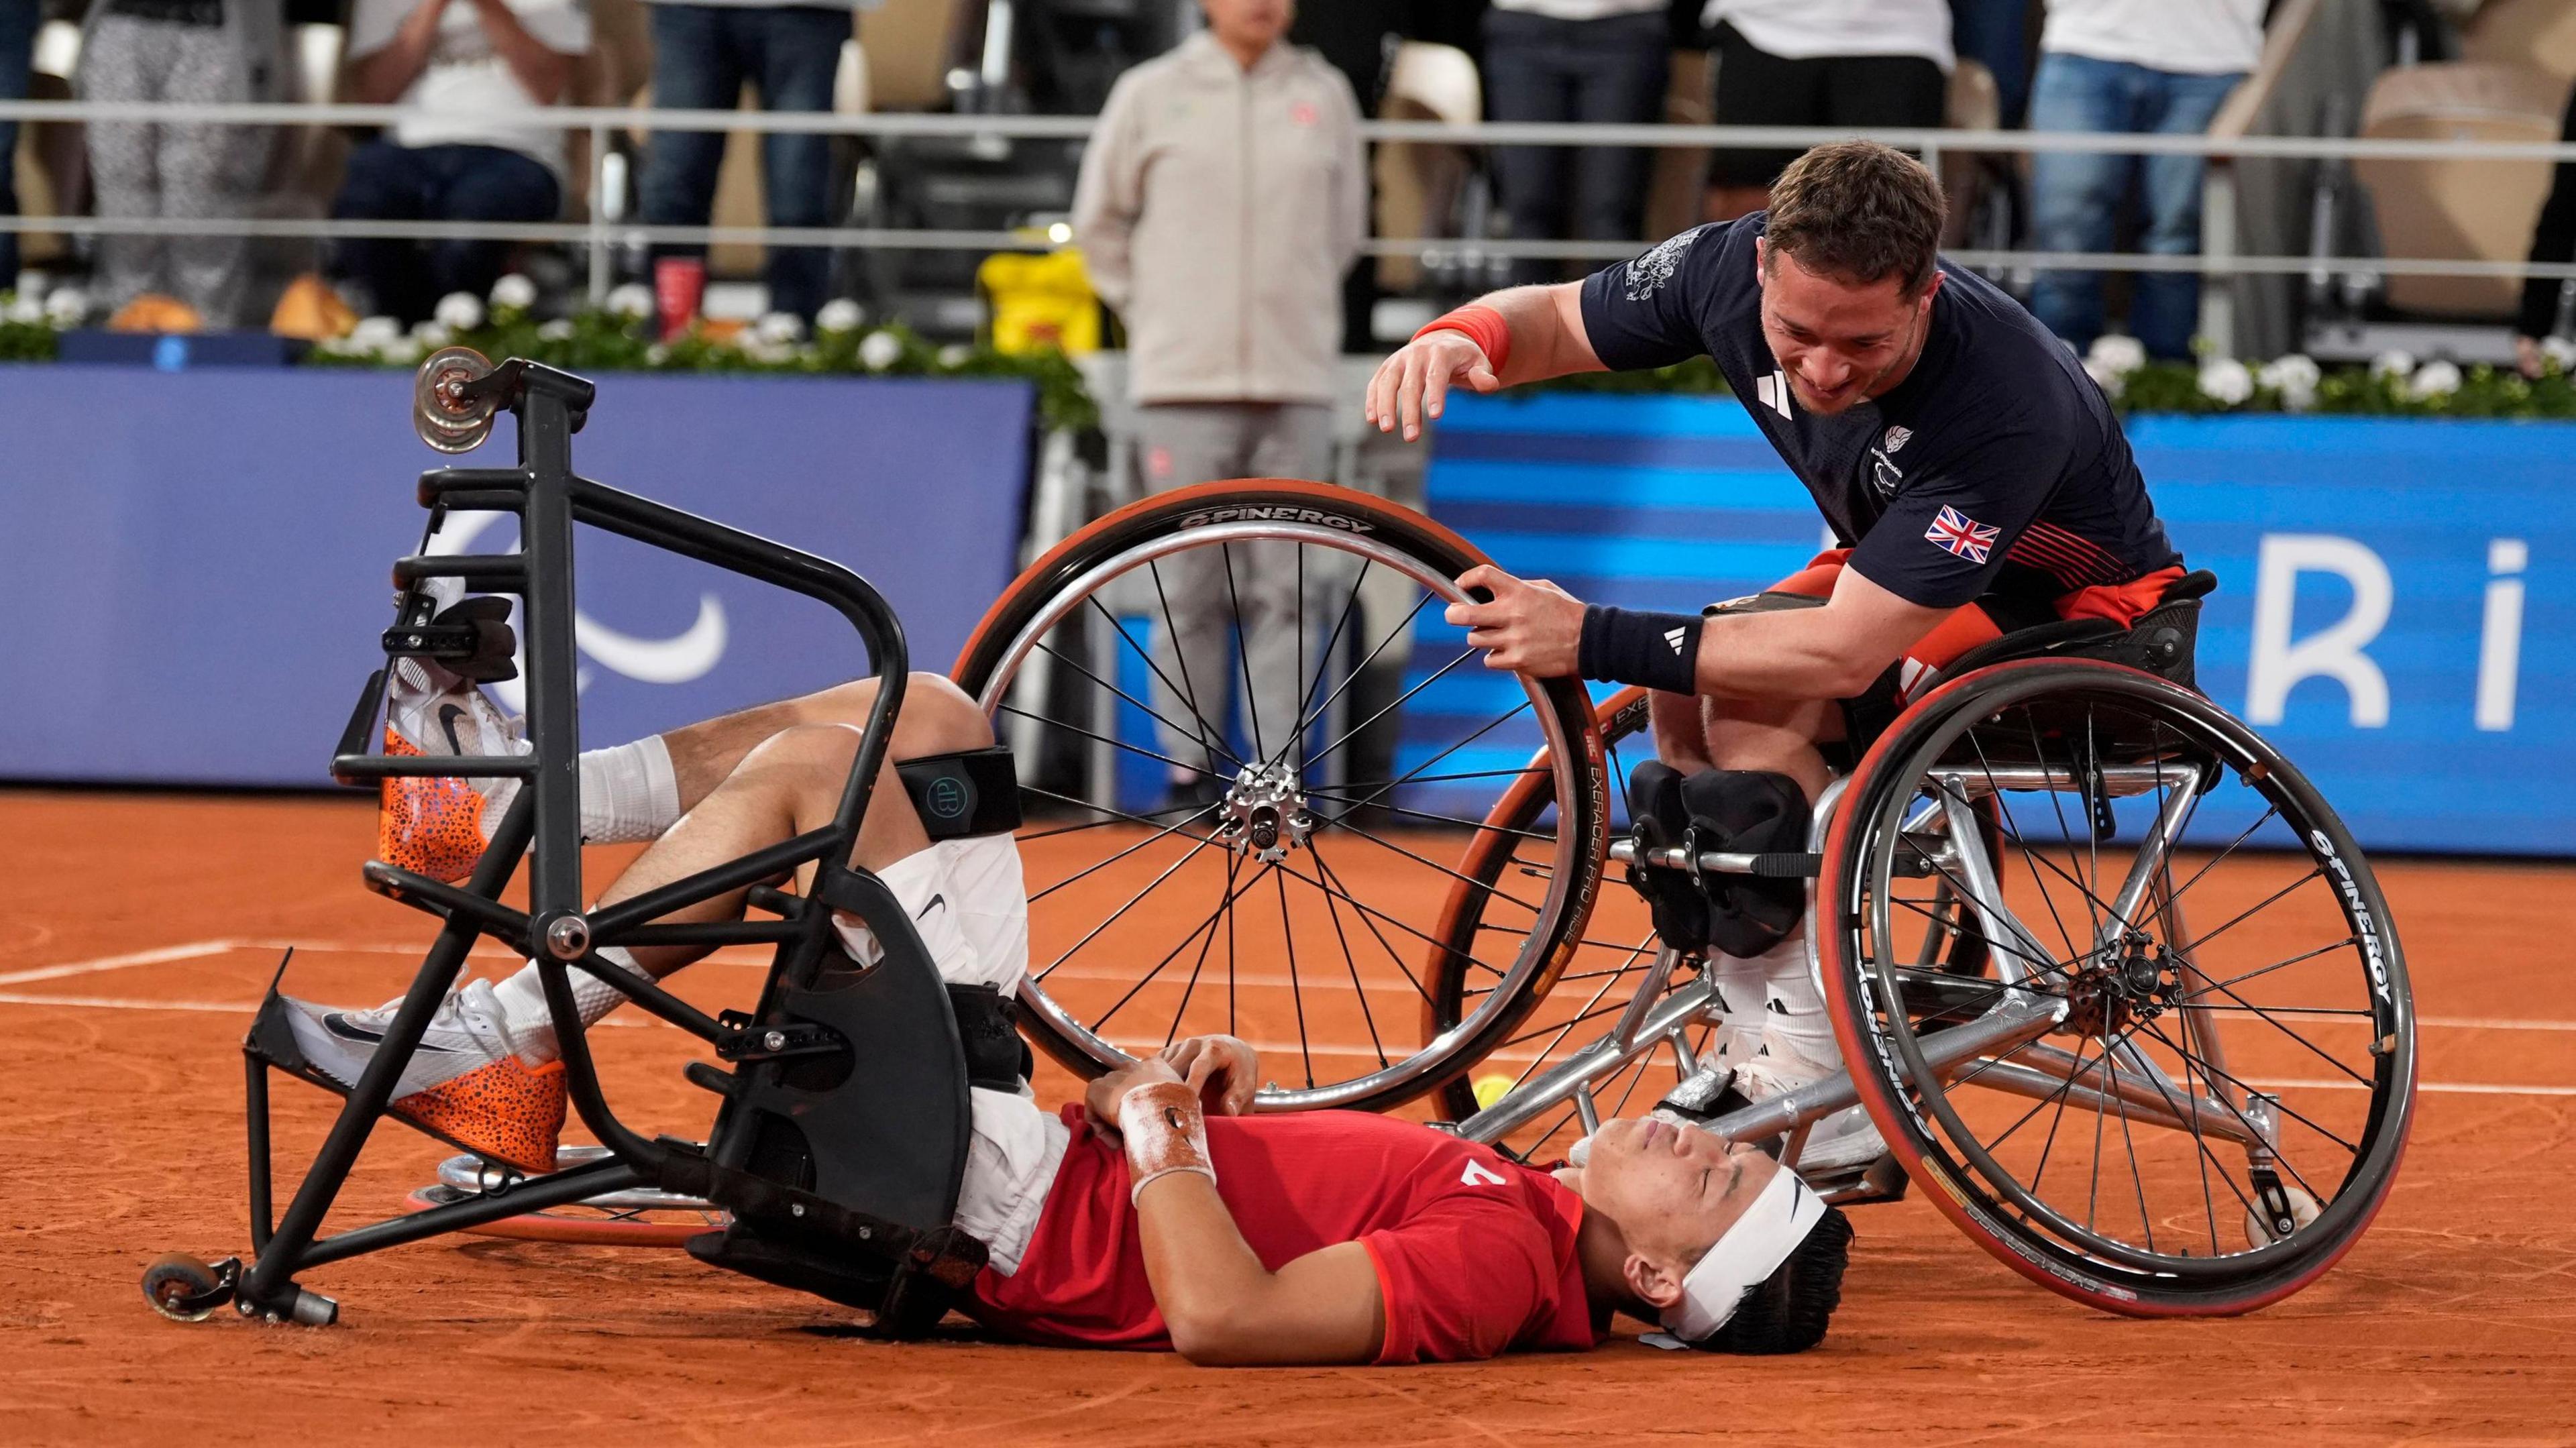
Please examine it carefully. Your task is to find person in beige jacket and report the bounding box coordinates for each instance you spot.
[1073,0,1367,810]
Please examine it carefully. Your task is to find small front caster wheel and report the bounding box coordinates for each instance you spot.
[141,1253,237,1323]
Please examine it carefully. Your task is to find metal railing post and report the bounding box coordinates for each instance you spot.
[588,121,610,307]
[2200,162,2239,360]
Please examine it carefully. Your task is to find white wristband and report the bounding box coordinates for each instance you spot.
[1118,1079,1215,1204]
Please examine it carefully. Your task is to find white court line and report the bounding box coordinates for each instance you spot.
[0,992,2563,1091]
[0,939,235,986]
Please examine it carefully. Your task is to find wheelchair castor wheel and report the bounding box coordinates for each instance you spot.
[2245,1182,2322,1247]
[413,345,498,453]
[140,1252,239,1323]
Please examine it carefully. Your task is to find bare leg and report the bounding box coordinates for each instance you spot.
[1698,692,1839,804]
[596,673,992,977]
[1650,688,1716,772]
[651,671,967,812]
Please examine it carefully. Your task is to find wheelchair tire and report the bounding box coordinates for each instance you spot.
[953,480,1609,1113]
[1818,659,2417,1317]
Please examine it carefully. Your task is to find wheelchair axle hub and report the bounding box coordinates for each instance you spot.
[2065,937,2183,1037]
[1218,765,1313,864]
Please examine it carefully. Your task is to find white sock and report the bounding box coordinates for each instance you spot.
[1705,948,1768,1068]
[578,736,681,844]
[1752,928,1839,1080]
[489,945,653,1062]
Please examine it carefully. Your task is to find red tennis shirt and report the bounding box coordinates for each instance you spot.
[967,1106,1600,1363]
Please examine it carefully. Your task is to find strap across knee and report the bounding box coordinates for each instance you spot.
[1626,762,1812,958]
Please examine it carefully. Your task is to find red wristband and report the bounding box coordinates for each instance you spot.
[1413,304,1512,374]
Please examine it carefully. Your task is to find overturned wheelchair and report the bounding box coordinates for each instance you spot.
[143,352,1020,1330]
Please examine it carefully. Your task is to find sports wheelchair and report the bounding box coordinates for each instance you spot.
[945,476,2416,1318]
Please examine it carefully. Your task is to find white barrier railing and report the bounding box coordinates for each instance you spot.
[10,99,2570,345]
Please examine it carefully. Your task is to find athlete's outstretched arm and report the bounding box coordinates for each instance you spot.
[1088,1048,1386,1366]
[1364,282,1605,442]
[1448,561,1950,700]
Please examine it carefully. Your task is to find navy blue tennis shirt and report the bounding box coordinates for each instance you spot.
[1577,215,2183,623]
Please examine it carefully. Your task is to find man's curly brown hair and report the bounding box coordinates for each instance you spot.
[1763,140,1949,297]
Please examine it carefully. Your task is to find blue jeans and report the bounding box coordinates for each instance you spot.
[333,142,562,323]
[0,0,40,282]
[2028,53,2243,361]
[639,3,847,321]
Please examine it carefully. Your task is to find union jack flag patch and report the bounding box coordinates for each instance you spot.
[1925,505,2000,564]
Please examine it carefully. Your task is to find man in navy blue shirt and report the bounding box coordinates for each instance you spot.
[1366,138,2186,802]
[1364,141,2190,1172]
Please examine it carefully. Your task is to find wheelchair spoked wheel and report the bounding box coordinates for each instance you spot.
[1819,659,2417,1316]
[402,1148,728,1247]
[953,481,1609,1112]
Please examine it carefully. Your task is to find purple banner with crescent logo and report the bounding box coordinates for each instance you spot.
[0,367,1033,787]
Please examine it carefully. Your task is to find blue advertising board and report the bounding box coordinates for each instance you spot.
[0,367,1033,787]
[1404,393,2576,856]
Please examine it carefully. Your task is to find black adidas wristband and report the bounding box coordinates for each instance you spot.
[1578,605,1703,695]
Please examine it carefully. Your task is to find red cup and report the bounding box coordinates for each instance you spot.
[654,256,706,342]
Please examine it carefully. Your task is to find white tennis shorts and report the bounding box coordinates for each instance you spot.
[830,832,1065,1276]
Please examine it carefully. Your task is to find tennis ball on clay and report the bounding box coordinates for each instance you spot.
[1471,1074,1513,1111]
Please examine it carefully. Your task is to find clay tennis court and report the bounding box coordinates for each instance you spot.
[6,787,2573,1444]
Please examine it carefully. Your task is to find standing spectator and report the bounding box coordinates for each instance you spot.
[78,0,284,328]
[332,0,590,323]
[637,0,861,323]
[1699,0,1953,221]
[0,0,35,286]
[2027,0,2259,361]
[1073,0,1366,807]
[2515,83,2576,378]
[1949,0,2030,126]
[1483,0,1672,286]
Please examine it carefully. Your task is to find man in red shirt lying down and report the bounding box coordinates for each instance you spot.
[281,663,1854,1363]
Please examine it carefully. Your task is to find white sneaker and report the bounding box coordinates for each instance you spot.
[377,649,527,882]
[1735,1058,1888,1176]
[276,978,565,1175]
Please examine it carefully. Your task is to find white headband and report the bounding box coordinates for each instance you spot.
[1650,1164,1826,1346]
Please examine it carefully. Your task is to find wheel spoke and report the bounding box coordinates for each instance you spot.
[1081,597,1241,773]
[1273,868,1316,1089]
[1220,541,1271,765]
[996,702,1226,785]
[1034,826,1228,982]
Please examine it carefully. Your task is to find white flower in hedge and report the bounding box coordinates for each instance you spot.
[2544,336,2576,374]
[2197,357,2254,406]
[645,343,671,366]
[2259,353,2321,411]
[606,282,654,321]
[351,315,404,349]
[413,321,452,351]
[2370,349,2414,381]
[816,297,865,335]
[2082,355,2127,399]
[5,292,42,325]
[2086,333,2148,378]
[755,311,804,345]
[2407,359,2462,400]
[858,329,903,372]
[489,273,538,311]
[936,343,971,368]
[537,318,576,341]
[433,292,484,332]
[13,269,43,300]
[42,286,87,326]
